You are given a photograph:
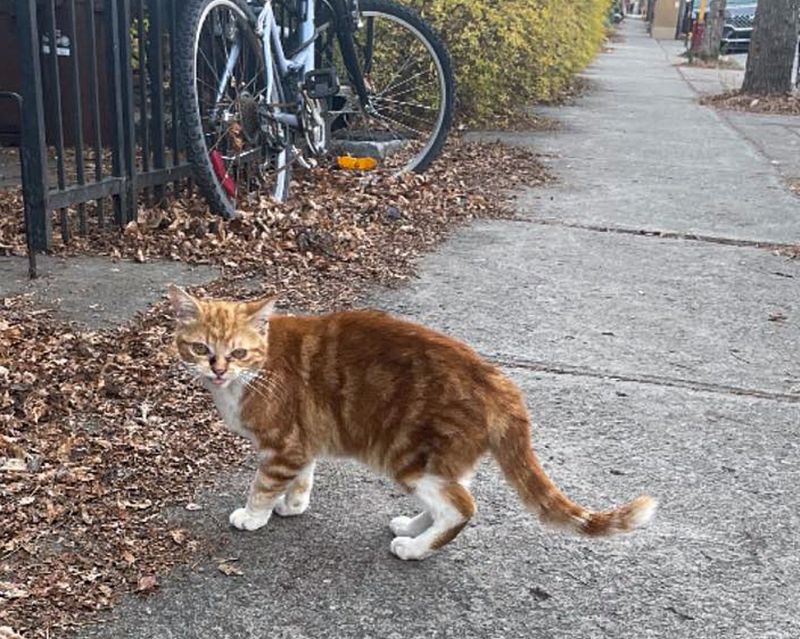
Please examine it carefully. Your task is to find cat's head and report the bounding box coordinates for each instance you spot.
[167,285,274,388]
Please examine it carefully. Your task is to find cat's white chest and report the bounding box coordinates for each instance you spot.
[205,380,255,443]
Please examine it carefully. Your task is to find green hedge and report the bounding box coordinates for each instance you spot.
[408,0,612,122]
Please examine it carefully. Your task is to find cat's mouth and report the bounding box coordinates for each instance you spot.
[205,374,231,388]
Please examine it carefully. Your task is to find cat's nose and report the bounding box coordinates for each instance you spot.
[209,357,227,377]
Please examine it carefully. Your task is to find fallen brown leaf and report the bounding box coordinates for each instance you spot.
[169,529,188,545]
[135,575,158,593]
[217,561,244,577]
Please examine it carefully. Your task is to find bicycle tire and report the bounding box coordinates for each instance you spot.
[175,0,290,219]
[337,0,455,173]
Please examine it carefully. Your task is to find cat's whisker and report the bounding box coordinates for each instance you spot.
[244,376,284,403]
[243,386,273,405]
[254,375,288,398]
[175,360,205,384]
[242,374,274,396]
[251,375,280,391]
[247,370,280,391]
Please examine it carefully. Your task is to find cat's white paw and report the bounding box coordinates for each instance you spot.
[273,493,310,517]
[390,512,432,537]
[390,516,415,536]
[390,536,430,561]
[229,507,272,531]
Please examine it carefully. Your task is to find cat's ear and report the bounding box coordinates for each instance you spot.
[242,296,276,334]
[168,285,201,324]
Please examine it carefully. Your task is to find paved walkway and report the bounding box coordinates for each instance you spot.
[80,20,800,639]
[491,27,800,244]
[660,37,800,185]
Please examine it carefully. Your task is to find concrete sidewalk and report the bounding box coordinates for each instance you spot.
[80,20,800,639]
[484,25,800,245]
[659,37,800,187]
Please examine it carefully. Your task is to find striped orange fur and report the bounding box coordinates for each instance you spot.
[168,286,656,560]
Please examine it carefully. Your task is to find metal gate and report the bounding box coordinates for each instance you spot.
[10,0,192,256]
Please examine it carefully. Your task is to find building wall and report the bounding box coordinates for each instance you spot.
[651,0,681,39]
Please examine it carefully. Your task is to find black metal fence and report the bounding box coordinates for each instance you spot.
[10,0,193,255]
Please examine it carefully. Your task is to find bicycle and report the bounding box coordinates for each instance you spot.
[174,0,455,219]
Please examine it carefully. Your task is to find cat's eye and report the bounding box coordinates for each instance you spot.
[190,342,210,356]
[230,348,248,360]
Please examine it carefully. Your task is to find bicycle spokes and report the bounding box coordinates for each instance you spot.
[327,4,451,174]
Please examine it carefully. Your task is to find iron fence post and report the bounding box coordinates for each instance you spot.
[14,0,50,251]
[119,0,138,223]
[0,92,37,278]
[148,0,166,203]
[106,0,127,226]
[44,0,70,243]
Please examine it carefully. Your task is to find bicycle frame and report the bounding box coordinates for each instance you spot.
[211,0,369,136]
[256,0,314,129]
[206,1,312,134]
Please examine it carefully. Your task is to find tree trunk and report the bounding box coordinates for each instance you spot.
[699,0,727,59]
[741,0,800,95]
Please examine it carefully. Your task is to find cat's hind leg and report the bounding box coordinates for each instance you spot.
[390,476,475,561]
[274,461,316,517]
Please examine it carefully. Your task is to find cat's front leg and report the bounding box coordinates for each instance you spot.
[229,454,307,531]
[274,460,316,517]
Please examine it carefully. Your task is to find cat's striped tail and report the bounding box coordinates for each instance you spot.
[490,415,656,536]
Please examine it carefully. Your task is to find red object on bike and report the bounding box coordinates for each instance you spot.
[209,150,235,198]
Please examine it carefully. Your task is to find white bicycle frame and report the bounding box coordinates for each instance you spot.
[214,0,319,131]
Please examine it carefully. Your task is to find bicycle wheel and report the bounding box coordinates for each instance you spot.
[323,0,455,174]
[175,0,291,219]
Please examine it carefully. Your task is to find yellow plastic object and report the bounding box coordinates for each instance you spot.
[336,155,377,171]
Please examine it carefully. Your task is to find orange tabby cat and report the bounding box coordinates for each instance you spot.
[168,285,655,560]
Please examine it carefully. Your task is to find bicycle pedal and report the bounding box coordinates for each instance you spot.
[303,68,340,99]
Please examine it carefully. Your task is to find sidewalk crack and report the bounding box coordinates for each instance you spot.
[488,353,800,403]
[510,218,797,250]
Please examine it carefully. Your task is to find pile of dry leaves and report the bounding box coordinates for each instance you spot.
[0,141,549,637]
[700,91,800,115]
[1,142,546,309]
[676,54,741,70]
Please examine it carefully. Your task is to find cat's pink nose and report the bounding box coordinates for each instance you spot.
[211,364,227,377]
[209,356,227,378]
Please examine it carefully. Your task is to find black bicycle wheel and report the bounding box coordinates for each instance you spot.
[323,0,455,174]
[175,0,291,219]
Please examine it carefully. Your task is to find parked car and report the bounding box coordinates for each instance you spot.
[720,0,757,53]
[685,0,758,53]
